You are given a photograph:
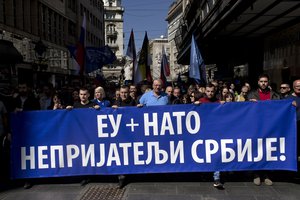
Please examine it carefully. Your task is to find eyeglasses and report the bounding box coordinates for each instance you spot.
[280,87,288,89]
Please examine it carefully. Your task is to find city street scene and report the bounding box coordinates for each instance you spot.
[1,0,300,199]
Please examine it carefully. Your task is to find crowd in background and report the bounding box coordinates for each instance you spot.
[0,76,293,114]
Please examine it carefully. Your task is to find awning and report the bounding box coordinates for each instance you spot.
[177,0,300,64]
[0,39,23,65]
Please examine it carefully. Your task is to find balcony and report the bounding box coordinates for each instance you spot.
[105,7,124,12]
[107,43,119,49]
[106,30,118,38]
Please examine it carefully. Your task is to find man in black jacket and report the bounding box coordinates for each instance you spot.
[247,74,280,101]
[112,85,136,188]
[13,82,40,112]
[12,82,40,189]
[112,85,136,108]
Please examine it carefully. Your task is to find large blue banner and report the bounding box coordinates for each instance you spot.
[11,100,297,179]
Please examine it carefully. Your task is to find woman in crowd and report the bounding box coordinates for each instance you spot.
[224,92,235,102]
[92,86,111,108]
[48,93,64,110]
[218,86,230,101]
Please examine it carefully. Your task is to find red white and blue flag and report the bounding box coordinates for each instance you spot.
[68,13,116,74]
[67,13,86,75]
[160,45,170,87]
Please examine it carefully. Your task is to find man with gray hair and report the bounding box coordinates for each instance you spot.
[138,79,169,107]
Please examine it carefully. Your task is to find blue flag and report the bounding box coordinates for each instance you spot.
[85,45,116,73]
[68,45,116,74]
[189,34,205,84]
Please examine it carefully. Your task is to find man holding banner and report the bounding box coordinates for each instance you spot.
[12,82,40,189]
[248,74,280,186]
[66,88,99,110]
[196,83,224,189]
[112,85,137,188]
[138,79,169,107]
[10,89,297,187]
[66,87,99,186]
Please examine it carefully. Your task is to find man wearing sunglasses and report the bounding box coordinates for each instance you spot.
[279,83,291,99]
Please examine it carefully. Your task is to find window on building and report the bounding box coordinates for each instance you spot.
[41,5,46,38]
[54,13,57,43]
[86,10,89,21]
[22,0,25,31]
[48,10,52,41]
[88,31,91,42]
[106,24,116,33]
[68,0,76,13]
[58,17,62,44]
[97,0,101,11]
[62,18,66,44]
[12,0,17,26]
[68,20,76,37]
[1,0,5,24]
[80,4,83,16]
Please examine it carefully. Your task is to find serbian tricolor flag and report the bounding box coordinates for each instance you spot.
[160,45,170,87]
[75,13,86,75]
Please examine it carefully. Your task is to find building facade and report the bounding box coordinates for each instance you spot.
[166,0,189,81]
[101,0,124,85]
[175,0,300,86]
[149,37,170,81]
[0,0,104,88]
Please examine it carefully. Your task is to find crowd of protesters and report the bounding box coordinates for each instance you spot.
[0,73,300,190]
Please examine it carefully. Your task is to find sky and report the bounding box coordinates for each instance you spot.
[122,0,175,52]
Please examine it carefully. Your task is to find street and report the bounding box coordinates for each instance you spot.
[1,172,300,200]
